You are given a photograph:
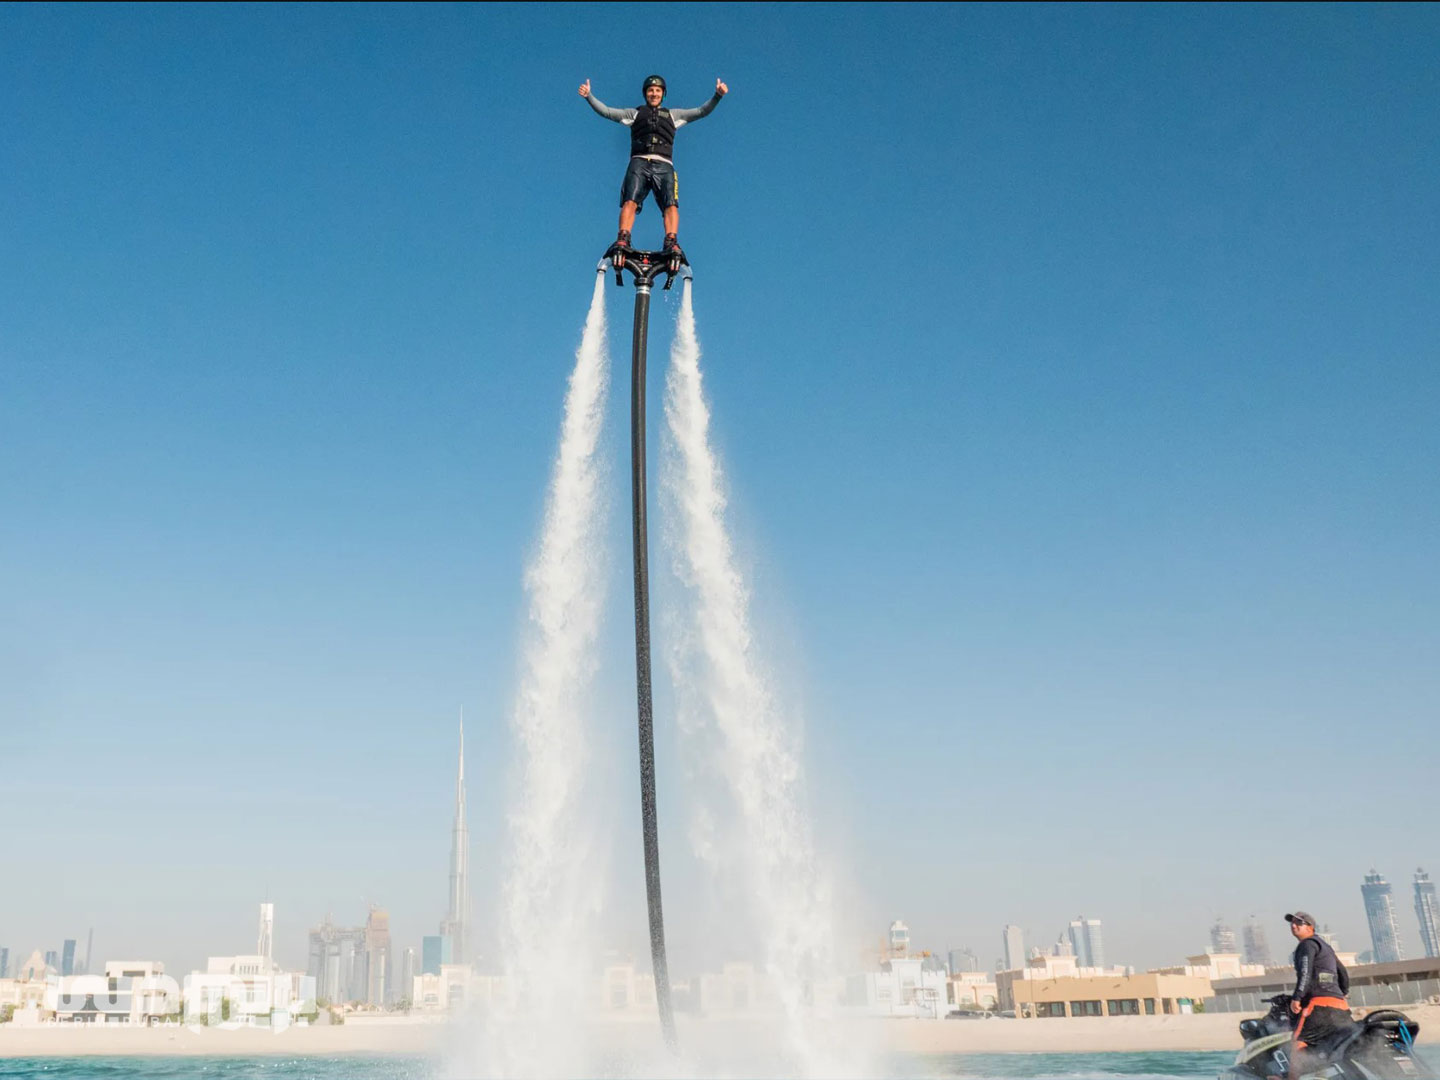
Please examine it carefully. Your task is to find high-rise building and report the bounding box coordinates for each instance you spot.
[365,906,392,1006]
[0,947,8,979]
[258,903,275,969]
[308,915,368,1004]
[1068,916,1104,969]
[1362,870,1406,964]
[888,920,910,958]
[1410,869,1439,960]
[422,935,452,975]
[1243,919,1273,967]
[83,928,94,975]
[44,950,59,971]
[1211,919,1239,954]
[1319,925,1341,951]
[1002,925,1025,971]
[398,947,417,1005]
[948,947,979,974]
[439,719,470,966]
[61,939,76,977]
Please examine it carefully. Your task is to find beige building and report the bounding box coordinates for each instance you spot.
[949,971,999,1010]
[1152,953,1267,981]
[410,966,510,1013]
[699,962,783,1015]
[0,951,58,1020]
[601,960,657,1011]
[0,976,49,1016]
[998,968,1213,1018]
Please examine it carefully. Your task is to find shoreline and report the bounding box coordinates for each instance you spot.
[2,1006,1437,1058]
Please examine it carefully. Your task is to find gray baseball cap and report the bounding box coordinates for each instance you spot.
[1285,911,1316,927]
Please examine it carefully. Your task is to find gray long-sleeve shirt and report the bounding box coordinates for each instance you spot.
[586,91,723,161]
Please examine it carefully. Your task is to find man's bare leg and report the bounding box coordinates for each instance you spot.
[618,202,639,235]
[663,206,678,238]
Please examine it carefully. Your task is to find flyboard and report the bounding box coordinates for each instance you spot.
[597,242,691,1053]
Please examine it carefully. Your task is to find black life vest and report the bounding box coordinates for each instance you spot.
[1296,936,1349,1002]
[630,105,676,160]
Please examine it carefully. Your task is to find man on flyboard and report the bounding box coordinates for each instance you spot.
[580,74,729,271]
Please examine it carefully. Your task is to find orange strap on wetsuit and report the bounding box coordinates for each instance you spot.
[1294,997,1349,1046]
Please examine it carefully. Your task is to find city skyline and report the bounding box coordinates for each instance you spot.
[3,4,1437,983]
[8,780,1440,979]
[14,868,1440,991]
[12,855,1440,981]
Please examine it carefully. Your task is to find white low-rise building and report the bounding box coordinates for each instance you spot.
[846,956,949,1019]
[184,955,314,1026]
[410,965,506,1013]
[51,963,178,1024]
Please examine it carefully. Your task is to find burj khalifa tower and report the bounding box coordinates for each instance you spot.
[440,719,469,965]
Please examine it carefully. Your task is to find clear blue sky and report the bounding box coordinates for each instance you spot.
[2,3,1437,976]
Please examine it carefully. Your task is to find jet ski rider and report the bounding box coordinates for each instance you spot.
[579,74,729,267]
[1281,911,1354,1080]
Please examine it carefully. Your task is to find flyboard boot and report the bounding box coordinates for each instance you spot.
[605,229,633,271]
[663,233,686,275]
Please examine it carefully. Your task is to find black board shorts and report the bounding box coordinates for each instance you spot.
[1296,1005,1355,1050]
[620,157,678,211]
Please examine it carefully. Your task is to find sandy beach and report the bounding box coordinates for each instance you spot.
[3,1006,1438,1057]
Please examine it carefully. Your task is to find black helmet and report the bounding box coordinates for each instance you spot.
[642,74,666,97]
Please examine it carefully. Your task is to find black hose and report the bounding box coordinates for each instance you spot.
[629,282,678,1052]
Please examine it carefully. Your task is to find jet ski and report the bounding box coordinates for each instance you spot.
[1222,995,1432,1080]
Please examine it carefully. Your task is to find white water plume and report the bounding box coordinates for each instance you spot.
[482,274,612,1078]
[662,283,867,1077]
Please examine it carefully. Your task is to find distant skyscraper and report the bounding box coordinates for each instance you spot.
[1243,919,1273,967]
[1319,925,1341,951]
[1068,916,1105,968]
[422,934,451,975]
[0,947,8,979]
[1210,919,1239,954]
[398,947,417,1004]
[439,719,470,966]
[308,915,368,1003]
[1362,870,1406,964]
[1415,869,1440,959]
[948,947,979,974]
[83,928,94,975]
[1002,925,1025,971]
[258,903,275,969]
[888,920,910,958]
[365,906,392,1006]
[44,950,59,971]
[61,939,76,977]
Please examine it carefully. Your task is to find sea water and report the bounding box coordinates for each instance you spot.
[0,1049,1257,1079]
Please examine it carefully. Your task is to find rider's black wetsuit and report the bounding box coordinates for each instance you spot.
[1292,935,1354,1052]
